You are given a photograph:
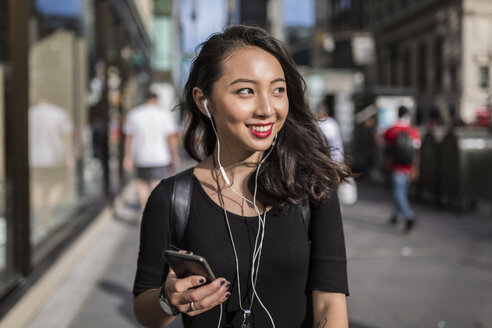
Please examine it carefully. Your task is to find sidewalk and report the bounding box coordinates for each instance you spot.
[27,181,143,328]
[344,181,492,328]
[12,176,492,327]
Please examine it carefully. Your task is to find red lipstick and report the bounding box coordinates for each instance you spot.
[247,123,273,138]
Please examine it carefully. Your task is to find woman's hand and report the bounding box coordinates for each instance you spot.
[164,268,231,316]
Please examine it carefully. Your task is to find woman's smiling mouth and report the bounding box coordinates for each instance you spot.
[247,123,274,138]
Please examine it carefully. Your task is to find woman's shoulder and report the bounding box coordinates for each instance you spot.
[160,167,195,188]
[142,168,195,218]
[146,167,195,204]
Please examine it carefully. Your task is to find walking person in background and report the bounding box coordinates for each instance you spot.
[316,100,344,164]
[383,105,421,232]
[317,101,357,205]
[133,25,350,327]
[123,90,180,209]
[29,99,75,237]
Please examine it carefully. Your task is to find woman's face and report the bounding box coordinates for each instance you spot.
[208,46,289,161]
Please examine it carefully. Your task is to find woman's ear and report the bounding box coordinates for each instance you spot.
[192,87,209,117]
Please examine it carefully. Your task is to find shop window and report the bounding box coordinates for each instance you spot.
[403,48,411,87]
[479,65,489,89]
[450,64,458,91]
[418,42,427,92]
[0,63,5,272]
[390,45,398,86]
[28,2,103,246]
[434,37,443,91]
[378,58,385,85]
[0,0,7,276]
[340,0,351,11]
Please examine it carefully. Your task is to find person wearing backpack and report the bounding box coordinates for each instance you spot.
[383,105,421,232]
[132,26,352,328]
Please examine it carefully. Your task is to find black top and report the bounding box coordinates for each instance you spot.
[133,172,348,327]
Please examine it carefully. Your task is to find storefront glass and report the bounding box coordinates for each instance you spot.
[0,63,6,272]
[0,0,8,276]
[29,0,103,246]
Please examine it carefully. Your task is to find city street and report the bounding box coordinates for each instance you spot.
[28,174,492,328]
[344,182,492,328]
[4,0,492,326]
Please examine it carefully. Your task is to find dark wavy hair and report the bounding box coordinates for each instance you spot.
[182,25,351,210]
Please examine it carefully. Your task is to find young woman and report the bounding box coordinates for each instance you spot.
[133,25,350,328]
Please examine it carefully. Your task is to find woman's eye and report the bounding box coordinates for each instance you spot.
[273,87,285,95]
[237,88,253,95]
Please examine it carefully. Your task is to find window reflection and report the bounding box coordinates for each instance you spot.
[0,63,5,271]
[29,100,74,242]
[28,3,103,246]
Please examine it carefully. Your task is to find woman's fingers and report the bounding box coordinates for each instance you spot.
[188,280,231,314]
[173,278,231,315]
[173,274,208,293]
[188,278,230,304]
[164,254,231,316]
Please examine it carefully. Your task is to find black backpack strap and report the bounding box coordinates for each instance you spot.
[300,196,311,233]
[170,167,194,248]
[170,168,310,247]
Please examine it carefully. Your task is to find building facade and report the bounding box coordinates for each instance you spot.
[325,0,492,125]
[0,0,153,317]
[365,0,492,124]
[240,0,268,27]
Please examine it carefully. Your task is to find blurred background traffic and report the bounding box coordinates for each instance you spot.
[0,0,492,327]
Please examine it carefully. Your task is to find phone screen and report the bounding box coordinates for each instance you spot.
[163,250,216,282]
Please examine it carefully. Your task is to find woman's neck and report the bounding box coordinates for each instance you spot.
[195,150,266,215]
[198,147,259,189]
[216,147,263,169]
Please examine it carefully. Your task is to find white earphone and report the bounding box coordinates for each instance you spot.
[204,99,231,186]
[203,99,212,118]
[204,97,277,328]
[204,99,277,187]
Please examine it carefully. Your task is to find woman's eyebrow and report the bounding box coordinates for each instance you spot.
[229,77,286,86]
[229,78,256,86]
[271,77,286,84]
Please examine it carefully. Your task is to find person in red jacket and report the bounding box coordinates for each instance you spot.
[383,106,421,232]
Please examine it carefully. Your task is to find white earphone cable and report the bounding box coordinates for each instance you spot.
[207,101,276,327]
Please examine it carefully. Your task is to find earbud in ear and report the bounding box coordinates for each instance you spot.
[203,100,212,118]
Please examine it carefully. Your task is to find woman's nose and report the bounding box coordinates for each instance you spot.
[254,94,273,117]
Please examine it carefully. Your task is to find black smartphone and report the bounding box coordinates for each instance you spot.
[163,249,216,283]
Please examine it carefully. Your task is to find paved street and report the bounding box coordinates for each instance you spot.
[344,182,492,328]
[28,175,492,328]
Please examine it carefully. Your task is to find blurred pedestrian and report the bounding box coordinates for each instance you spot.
[29,99,74,237]
[353,104,378,179]
[123,90,179,209]
[316,102,344,163]
[448,105,465,128]
[427,106,443,130]
[383,105,421,232]
[317,102,357,205]
[133,25,350,328]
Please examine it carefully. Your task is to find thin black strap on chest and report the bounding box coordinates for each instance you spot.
[170,167,194,248]
[170,168,311,248]
[300,196,311,233]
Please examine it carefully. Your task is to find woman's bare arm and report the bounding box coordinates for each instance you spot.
[133,288,175,328]
[312,291,348,328]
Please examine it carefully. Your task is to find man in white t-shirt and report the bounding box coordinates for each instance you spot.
[123,91,179,208]
[316,101,357,205]
[316,104,344,164]
[29,100,75,233]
